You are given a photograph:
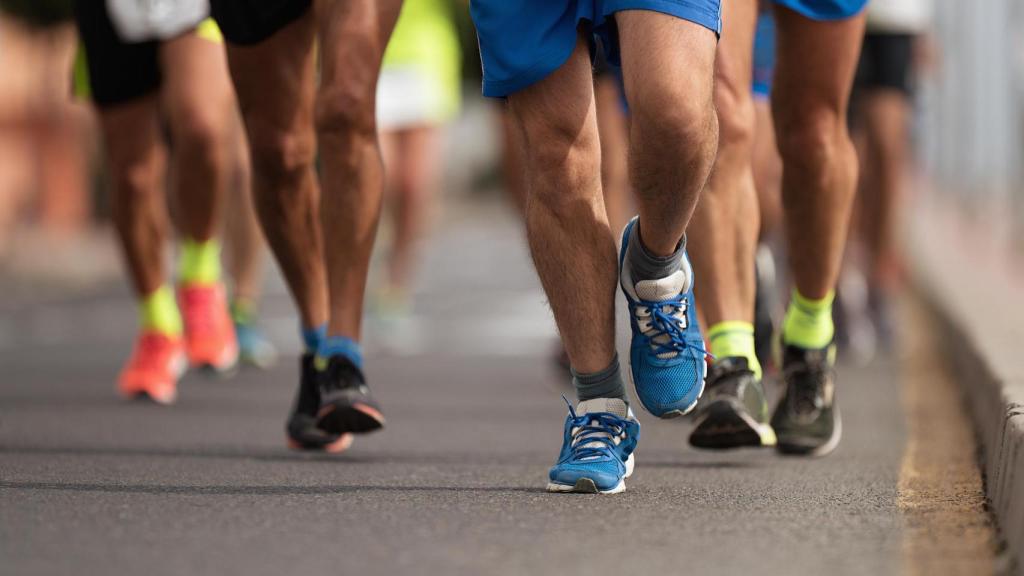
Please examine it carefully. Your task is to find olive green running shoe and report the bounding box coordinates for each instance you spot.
[689,357,776,449]
[771,344,841,456]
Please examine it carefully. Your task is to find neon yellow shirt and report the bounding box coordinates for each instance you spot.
[382,0,462,120]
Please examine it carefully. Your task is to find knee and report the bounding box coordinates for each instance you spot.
[315,81,376,143]
[172,106,231,163]
[631,80,718,155]
[248,126,315,190]
[714,79,756,154]
[773,103,846,177]
[107,141,164,197]
[112,157,161,198]
[521,118,601,214]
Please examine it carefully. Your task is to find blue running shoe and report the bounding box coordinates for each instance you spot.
[231,302,278,370]
[619,217,708,418]
[547,397,640,494]
[235,320,278,369]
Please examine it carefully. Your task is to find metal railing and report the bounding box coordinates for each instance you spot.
[920,0,1024,249]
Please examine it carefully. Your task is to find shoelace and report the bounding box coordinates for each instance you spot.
[635,293,709,358]
[563,398,627,461]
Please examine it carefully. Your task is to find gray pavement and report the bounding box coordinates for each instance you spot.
[0,204,993,575]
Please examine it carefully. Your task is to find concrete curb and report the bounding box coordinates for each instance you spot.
[909,202,1024,574]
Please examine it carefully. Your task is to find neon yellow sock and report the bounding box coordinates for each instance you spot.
[707,321,762,379]
[782,289,835,349]
[178,238,221,285]
[140,285,182,336]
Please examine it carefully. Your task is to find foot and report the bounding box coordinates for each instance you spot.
[547,397,640,494]
[771,343,841,456]
[178,282,238,374]
[234,317,278,370]
[689,357,776,450]
[314,355,386,436]
[118,331,187,405]
[286,354,352,452]
[619,217,708,418]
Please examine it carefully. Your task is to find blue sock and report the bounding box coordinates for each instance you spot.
[301,324,327,353]
[316,336,363,370]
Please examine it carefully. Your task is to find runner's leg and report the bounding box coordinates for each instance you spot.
[507,34,614,375]
[314,0,403,342]
[773,7,865,301]
[224,10,327,333]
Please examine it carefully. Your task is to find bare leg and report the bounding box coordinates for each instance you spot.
[617,10,719,256]
[222,115,266,306]
[859,90,909,293]
[498,107,528,213]
[773,7,865,299]
[98,97,168,297]
[314,0,402,340]
[160,31,234,243]
[314,0,403,341]
[507,34,614,374]
[225,11,327,330]
[594,75,631,235]
[753,99,783,241]
[382,125,443,295]
[686,0,760,326]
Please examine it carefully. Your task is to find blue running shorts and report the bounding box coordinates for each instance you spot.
[470,0,722,98]
[771,0,867,21]
[751,10,775,99]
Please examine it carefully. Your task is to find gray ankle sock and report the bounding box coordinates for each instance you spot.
[628,221,685,281]
[572,354,628,404]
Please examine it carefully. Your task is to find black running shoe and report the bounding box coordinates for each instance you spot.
[771,344,841,456]
[286,354,352,452]
[689,357,776,449]
[315,355,386,436]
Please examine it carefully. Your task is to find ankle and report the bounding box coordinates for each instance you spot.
[708,321,762,379]
[781,290,835,349]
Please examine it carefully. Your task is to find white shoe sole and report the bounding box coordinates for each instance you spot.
[778,406,843,457]
[546,454,634,495]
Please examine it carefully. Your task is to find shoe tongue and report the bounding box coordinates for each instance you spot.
[635,270,688,301]
[576,398,628,419]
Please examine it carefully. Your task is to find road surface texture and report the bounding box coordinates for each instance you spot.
[0,202,1006,575]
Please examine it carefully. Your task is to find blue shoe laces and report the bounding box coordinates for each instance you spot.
[636,293,711,359]
[563,397,628,461]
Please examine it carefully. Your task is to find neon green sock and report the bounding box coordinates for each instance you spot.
[178,238,221,285]
[140,285,182,336]
[707,321,762,379]
[782,289,835,349]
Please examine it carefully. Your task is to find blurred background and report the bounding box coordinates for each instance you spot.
[0,0,1020,336]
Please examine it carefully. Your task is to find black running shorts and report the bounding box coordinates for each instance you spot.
[855,33,917,96]
[210,0,312,46]
[74,0,161,107]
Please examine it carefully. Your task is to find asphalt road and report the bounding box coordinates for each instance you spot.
[0,203,1001,575]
